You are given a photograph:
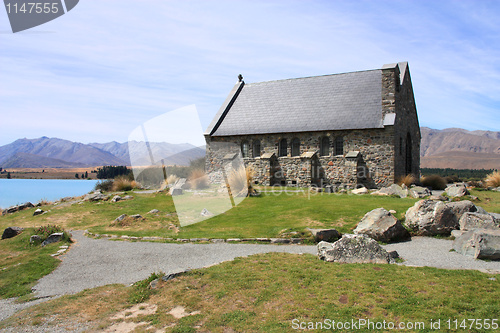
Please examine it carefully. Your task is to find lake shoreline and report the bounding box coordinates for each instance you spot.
[0,167,100,180]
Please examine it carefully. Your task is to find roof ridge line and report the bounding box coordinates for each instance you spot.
[246,68,381,85]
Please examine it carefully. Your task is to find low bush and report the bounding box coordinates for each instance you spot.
[445,175,460,183]
[421,174,447,190]
[469,180,484,189]
[33,225,71,243]
[485,171,500,188]
[94,180,113,192]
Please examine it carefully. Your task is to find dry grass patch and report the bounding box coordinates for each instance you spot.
[485,170,500,187]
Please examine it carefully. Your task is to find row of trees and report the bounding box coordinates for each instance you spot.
[420,168,498,181]
[96,166,131,179]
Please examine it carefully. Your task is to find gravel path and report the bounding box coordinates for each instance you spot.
[33,231,317,298]
[1,231,499,327]
[385,237,500,274]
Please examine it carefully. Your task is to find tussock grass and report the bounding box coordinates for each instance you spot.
[421,174,447,190]
[187,169,209,190]
[112,176,139,192]
[397,174,416,187]
[485,170,500,188]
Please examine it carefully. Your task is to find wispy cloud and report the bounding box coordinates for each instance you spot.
[1,0,499,145]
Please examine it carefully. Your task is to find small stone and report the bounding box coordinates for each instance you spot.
[148,209,159,214]
[30,235,42,244]
[110,195,122,203]
[115,214,127,222]
[200,208,213,217]
[33,208,44,216]
[130,214,143,219]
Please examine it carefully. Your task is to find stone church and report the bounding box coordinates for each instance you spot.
[204,62,420,189]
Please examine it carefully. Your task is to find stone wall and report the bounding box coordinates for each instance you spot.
[205,127,396,189]
[382,63,421,180]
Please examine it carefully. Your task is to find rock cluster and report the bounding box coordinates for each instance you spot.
[404,200,482,236]
[2,202,34,215]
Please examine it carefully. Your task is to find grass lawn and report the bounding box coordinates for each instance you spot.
[1,252,498,332]
[0,189,422,240]
[0,229,72,300]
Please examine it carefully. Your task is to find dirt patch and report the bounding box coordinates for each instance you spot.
[168,305,200,319]
[110,303,157,320]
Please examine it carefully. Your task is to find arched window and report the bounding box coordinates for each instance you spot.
[241,140,249,158]
[320,136,330,156]
[335,136,344,156]
[253,140,261,158]
[279,139,287,157]
[291,138,300,157]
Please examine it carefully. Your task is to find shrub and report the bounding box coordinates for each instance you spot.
[469,180,484,189]
[445,175,460,183]
[33,224,71,243]
[188,169,209,189]
[94,179,113,192]
[421,174,447,190]
[485,171,500,188]
[397,174,416,187]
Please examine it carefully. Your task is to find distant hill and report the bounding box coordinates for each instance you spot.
[1,128,498,170]
[0,137,205,168]
[420,127,500,169]
[1,152,87,168]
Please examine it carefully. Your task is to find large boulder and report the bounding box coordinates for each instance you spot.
[307,228,342,243]
[446,200,482,218]
[409,186,431,198]
[41,232,64,246]
[446,184,469,197]
[459,212,500,231]
[354,208,410,243]
[405,199,484,236]
[2,227,24,239]
[453,229,500,260]
[317,234,393,264]
[371,184,408,198]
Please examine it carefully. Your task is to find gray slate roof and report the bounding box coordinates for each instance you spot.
[207,69,384,137]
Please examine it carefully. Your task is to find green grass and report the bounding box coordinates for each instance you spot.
[0,228,72,299]
[2,252,499,332]
[0,190,420,240]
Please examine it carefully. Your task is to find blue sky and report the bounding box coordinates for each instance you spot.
[1,0,499,146]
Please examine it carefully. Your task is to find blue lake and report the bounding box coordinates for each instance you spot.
[0,179,100,209]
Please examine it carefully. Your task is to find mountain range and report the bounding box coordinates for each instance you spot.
[420,127,500,169]
[0,137,205,168]
[0,127,498,169]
